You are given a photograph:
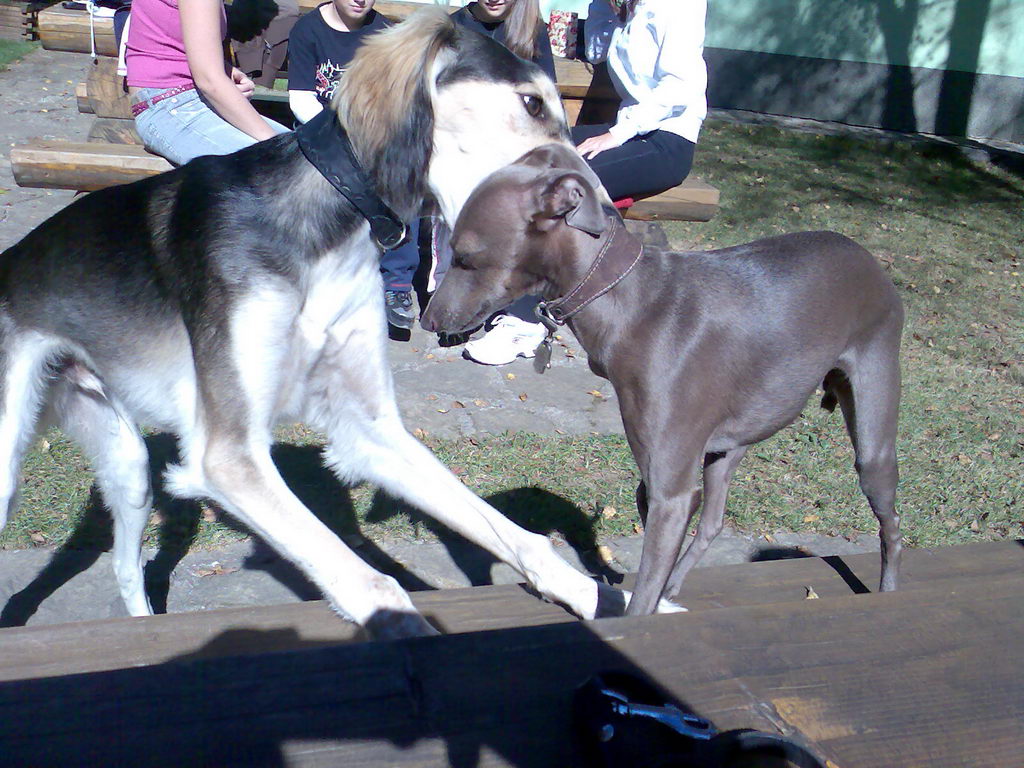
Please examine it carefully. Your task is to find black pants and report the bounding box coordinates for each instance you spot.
[569,123,695,201]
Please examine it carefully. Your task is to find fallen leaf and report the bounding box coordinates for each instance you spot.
[437,408,449,414]
[803,514,819,523]
[452,400,465,408]
[587,389,604,398]
[805,586,819,600]
[473,399,488,407]
[506,373,516,380]
[412,428,428,440]
[518,393,528,401]
[426,394,438,401]
[632,522,643,534]
[764,533,776,543]
[30,531,47,545]
[196,561,238,578]
[988,432,1002,441]
[601,506,617,519]
[425,353,435,360]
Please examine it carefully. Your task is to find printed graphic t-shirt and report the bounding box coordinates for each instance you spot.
[287,4,391,108]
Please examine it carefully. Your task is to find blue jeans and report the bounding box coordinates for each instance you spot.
[132,87,289,165]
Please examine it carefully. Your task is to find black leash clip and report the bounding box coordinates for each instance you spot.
[575,673,828,768]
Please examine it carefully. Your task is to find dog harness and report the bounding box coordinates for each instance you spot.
[295,108,408,251]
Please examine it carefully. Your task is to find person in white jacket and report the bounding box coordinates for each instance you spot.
[575,0,708,200]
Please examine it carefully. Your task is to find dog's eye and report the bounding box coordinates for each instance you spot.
[521,94,543,118]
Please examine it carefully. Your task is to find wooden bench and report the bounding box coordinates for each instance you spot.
[30,4,717,219]
[0,0,49,41]
[1,541,1021,765]
[10,140,718,220]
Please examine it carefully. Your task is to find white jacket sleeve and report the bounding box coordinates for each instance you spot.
[607,0,708,143]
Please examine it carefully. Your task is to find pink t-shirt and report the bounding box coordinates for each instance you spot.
[125,0,227,89]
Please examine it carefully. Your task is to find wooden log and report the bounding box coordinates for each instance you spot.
[0,573,1020,767]
[0,3,27,33]
[10,138,719,220]
[85,55,130,118]
[37,4,115,55]
[10,140,172,191]
[86,116,142,144]
[75,79,91,113]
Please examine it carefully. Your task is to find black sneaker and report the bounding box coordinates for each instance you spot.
[384,290,415,329]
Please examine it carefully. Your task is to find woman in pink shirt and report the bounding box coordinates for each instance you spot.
[125,0,289,164]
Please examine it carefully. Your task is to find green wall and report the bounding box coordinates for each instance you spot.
[705,0,1021,78]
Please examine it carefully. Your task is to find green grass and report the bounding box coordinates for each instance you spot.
[1,119,1022,554]
[0,37,38,71]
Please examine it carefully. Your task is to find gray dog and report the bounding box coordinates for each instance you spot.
[422,144,904,615]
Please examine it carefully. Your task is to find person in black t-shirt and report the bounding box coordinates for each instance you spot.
[288,0,419,331]
[449,0,556,80]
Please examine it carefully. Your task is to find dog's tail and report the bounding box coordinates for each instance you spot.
[335,6,457,219]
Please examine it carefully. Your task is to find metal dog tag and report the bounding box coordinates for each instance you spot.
[533,338,552,373]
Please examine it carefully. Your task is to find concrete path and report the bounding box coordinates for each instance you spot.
[0,47,879,629]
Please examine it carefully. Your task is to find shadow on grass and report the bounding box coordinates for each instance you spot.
[365,485,622,588]
[1,438,614,627]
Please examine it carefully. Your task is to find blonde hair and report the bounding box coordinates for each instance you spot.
[501,0,542,62]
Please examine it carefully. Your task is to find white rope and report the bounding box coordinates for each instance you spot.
[86,0,96,60]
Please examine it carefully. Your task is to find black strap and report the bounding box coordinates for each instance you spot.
[295,108,408,250]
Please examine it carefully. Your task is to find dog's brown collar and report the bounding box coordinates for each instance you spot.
[537,216,643,327]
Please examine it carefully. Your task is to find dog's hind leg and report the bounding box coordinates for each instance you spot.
[663,447,747,600]
[0,331,56,533]
[831,341,903,591]
[49,368,154,616]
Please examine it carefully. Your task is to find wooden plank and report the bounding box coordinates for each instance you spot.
[0,583,574,683]
[2,543,1017,685]
[10,140,172,190]
[0,575,1020,766]
[624,177,720,222]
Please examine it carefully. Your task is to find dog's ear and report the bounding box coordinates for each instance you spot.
[534,170,608,236]
[519,143,605,198]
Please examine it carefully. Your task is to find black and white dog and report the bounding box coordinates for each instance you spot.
[0,11,671,638]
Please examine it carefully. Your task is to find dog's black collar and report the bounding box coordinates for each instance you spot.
[295,108,408,251]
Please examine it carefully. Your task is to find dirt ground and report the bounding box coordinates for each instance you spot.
[1,47,95,252]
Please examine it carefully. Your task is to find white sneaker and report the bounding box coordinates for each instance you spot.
[463,315,546,365]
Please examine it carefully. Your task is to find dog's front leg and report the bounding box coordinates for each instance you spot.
[200,438,437,639]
